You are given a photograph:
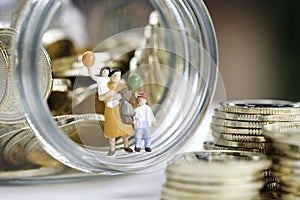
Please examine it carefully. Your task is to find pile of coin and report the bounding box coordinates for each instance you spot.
[161,150,271,200]
[205,100,300,154]
[203,99,300,198]
[0,113,109,182]
[263,122,300,199]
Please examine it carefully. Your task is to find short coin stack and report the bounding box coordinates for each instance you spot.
[161,150,271,200]
[206,100,300,154]
[204,99,300,198]
[263,122,300,199]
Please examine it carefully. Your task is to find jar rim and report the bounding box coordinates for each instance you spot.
[15,0,218,174]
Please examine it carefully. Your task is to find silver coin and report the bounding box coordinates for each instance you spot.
[165,178,264,194]
[0,122,27,136]
[0,128,27,152]
[211,117,270,129]
[214,109,300,122]
[0,45,9,111]
[213,138,270,150]
[219,99,300,115]
[161,185,260,200]
[0,28,52,124]
[202,141,268,154]
[167,151,271,178]
[211,124,263,135]
[212,131,266,143]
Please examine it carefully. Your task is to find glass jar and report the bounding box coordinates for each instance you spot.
[2,0,217,176]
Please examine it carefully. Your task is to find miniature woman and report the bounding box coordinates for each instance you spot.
[98,69,133,156]
[133,92,156,152]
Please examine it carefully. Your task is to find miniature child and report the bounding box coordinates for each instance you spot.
[133,92,156,152]
[88,66,110,96]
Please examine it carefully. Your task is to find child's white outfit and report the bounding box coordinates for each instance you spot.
[96,77,118,108]
[133,105,156,149]
[96,77,110,96]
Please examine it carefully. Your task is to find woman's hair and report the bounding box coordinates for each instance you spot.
[99,66,111,76]
[109,68,123,77]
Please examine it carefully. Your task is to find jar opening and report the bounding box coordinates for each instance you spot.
[15,0,218,174]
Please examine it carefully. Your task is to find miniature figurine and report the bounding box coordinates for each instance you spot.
[133,92,156,152]
[88,66,111,96]
[98,69,133,156]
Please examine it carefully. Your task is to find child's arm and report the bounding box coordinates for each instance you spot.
[87,68,98,82]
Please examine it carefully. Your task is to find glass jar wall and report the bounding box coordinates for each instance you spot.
[0,0,217,176]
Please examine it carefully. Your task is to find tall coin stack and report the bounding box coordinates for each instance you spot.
[160,150,271,200]
[204,99,300,199]
[263,122,300,199]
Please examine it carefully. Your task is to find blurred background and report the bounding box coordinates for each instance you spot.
[205,0,300,101]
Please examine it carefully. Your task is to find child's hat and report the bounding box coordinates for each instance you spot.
[137,92,148,100]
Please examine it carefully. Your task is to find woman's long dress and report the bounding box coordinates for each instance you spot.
[103,82,133,138]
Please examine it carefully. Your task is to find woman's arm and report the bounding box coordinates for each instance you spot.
[98,90,121,101]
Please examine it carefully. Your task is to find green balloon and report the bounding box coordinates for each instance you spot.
[127,73,142,91]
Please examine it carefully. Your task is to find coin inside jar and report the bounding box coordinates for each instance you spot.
[0,28,52,124]
[0,44,9,111]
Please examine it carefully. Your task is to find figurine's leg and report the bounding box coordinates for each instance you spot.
[135,129,143,152]
[122,136,133,153]
[107,138,116,156]
[144,128,152,152]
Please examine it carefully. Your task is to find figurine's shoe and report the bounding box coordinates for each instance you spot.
[124,147,133,153]
[135,147,141,152]
[145,147,152,152]
[107,150,116,156]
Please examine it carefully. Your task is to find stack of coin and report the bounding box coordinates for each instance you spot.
[204,99,300,198]
[263,122,300,199]
[161,150,271,200]
[205,100,300,154]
